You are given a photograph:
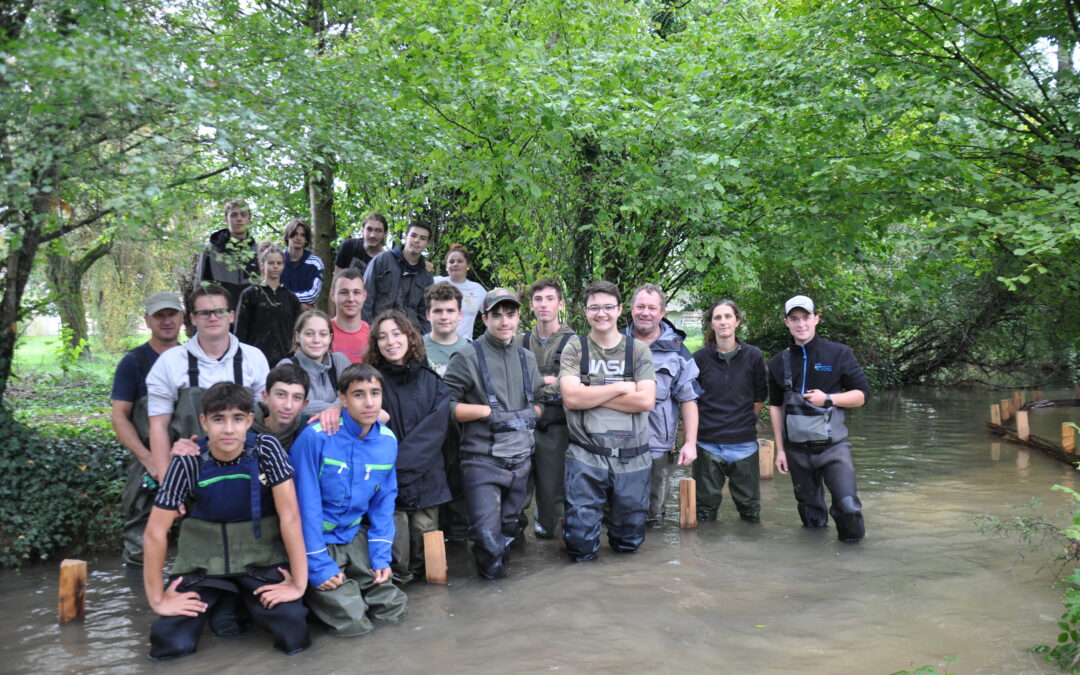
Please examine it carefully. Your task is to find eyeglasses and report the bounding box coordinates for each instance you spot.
[193,308,230,320]
[586,304,619,315]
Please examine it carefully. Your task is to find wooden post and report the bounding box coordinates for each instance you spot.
[990,404,1001,425]
[1065,423,1077,454]
[679,478,697,529]
[1014,391,1025,409]
[1075,388,1080,402]
[58,559,87,623]
[555,517,566,552]
[1016,410,1030,441]
[1001,398,1013,421]
[423,531,447,584]
[758,439,775,479]
[1033,390,1043,402]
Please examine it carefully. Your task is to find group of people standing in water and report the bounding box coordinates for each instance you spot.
[108,199,870,660]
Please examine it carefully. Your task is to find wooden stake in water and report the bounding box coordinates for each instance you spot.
[1016,410,1030,441]
[1033,390,1043,402]
[1065,423,1077,455]
[1014,391,1025,409]
[758,439,775,479]
[1001,398,1013,421]
[680,478,697,529]
[58,559,87,623]
[990,404,1001,425]
[423,530,447,585]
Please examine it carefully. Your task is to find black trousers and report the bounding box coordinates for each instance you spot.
[149,571,310,660]
[786,440,864,542]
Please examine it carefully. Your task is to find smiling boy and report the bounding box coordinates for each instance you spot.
[143,382,309,661]
[254,364,312,451]
[288,363,408,636]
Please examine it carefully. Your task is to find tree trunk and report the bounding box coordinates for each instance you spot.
[308,159,336,314]
[44,236,113,357]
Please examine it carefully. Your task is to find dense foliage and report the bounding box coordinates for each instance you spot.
[3,0,1080,404]
[0,409,126,567]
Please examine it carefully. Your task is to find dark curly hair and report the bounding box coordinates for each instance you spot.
[367,309,427,369]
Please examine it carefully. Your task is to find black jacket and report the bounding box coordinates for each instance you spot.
[379,361,451,510]
[767,336,870,406]
[234,283,301,367]
[694,341,767,445]
[196,228,259,310]
[361,246,434,333]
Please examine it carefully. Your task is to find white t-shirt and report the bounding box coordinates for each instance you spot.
[433,276,486,341]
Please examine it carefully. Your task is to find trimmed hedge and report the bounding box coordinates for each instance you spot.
[0,408,127,568]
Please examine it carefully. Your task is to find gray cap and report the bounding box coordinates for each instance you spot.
[784,295,815,316]
[482,288,522,313]
[145,291,183,316]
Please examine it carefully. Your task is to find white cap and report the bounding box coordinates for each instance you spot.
[784,295,815,316]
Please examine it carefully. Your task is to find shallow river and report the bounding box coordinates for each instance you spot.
[4,386,1080,674]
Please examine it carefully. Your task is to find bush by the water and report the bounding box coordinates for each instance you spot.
[0,408,128,568]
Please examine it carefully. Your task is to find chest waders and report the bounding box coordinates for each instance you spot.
[781,347,843,449]
[471,341,538,456]
[150,434,308,661]
[523,331,574,431]
[169,350,244,442]
[571,335,648,462]
[170,434,285,577]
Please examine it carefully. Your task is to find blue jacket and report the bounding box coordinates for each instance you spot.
[281,249,325,305]
[624,319,701,455]
[289,414,398,586]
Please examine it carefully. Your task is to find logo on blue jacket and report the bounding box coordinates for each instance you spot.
[813,362,833,372]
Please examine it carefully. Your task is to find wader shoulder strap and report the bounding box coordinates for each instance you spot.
[578,335,589,381]
[554,333,573,365]
[188,353,200,388]
[329,357,338,389]
[623,336,634,381]
[523,332,531,351]
[519,347,533,408]
[233,349,243,385]
[782,348,793,392]
[134,346,151,381]
[472,342,501,410]
[188,350,243,387]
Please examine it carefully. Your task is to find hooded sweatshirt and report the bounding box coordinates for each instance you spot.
[145,334,269,417]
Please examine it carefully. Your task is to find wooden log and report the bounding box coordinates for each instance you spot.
[679,478,697,529]
[990,404,1001,425]
[1016,410,1030,441]
[58,559,87,623]
[1001,398,1013,421]
[423,530,447,584]
[1065,423,1077,454]
[758,439,775,479]
[1033,390,1043,402]
[555,517,566,552]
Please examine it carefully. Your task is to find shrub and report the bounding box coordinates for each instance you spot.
[0,408,128,568]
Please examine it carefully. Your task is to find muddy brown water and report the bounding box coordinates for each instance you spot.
[4,387,1079,673]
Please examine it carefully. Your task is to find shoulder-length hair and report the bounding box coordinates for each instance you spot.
[367,309,426,368]
[703,299,743,348]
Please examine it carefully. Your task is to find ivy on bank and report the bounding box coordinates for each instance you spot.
[0,409,127,568]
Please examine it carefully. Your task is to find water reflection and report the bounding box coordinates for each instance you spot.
[3,387,1078,673]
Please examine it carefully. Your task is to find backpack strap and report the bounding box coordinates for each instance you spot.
[553,333,573,365]
[782,348,793,392]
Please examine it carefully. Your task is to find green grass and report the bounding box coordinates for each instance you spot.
[8,335,126,429]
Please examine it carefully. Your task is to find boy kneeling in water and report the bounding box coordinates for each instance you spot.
[288,363,408,636]
[143,382,310,661]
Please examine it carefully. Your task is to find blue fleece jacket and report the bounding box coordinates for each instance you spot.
[289,413,398,586]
